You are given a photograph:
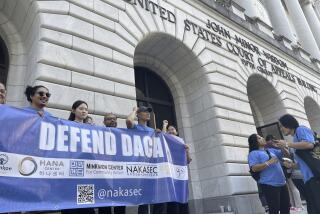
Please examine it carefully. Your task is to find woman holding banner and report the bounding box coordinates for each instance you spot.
[68,100,89,123]
[162,120,191,214]
[61,100,94,214]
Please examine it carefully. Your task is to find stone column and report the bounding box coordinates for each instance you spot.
[302,0,320,48]
[263,0,296,43]
[284,0,320,59]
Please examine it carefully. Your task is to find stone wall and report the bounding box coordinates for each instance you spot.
[1,0,320,213]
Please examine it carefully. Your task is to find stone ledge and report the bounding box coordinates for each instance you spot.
[229,1,245,20]
[254,18,274,39]
[274,34,293,50]
[292,44,312,62]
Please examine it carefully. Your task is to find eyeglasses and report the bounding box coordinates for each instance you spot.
[37,91,51,98]
[0,89,6,94]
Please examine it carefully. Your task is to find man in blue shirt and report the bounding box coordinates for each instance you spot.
[126,106,164,214]
[275,114,320,214]
[126,106,154,132]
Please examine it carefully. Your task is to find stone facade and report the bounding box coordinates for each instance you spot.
[1,0,320,213]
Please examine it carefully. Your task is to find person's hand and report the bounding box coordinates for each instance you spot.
[163,120,168,127]
[273,139,287,148]
[155,128,162,133]
[184,144,190,150]
[272,143,280,149]
[187,155,192,164]
[283,161,293,168]
[267,157,278,165]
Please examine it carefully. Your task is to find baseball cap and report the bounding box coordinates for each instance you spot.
[137,106,153,113]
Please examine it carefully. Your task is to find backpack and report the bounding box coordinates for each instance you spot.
[249,150,272,181]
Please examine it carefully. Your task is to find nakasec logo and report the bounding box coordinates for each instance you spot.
[19,157,37,176]
[0,153,12,172]
[126,164,158,177]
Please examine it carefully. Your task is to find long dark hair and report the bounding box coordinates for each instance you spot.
[248,134,259,153]
[24,85,48,103]
[68,100,88,121]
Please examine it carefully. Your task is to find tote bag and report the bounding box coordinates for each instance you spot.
[295,142,320,178]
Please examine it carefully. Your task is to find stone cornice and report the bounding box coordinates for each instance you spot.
[197,0,320,73]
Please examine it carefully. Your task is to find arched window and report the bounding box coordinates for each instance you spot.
[134,66,177,129]
[0,36,9,85]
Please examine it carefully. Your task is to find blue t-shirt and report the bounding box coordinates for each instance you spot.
[23,106,52,117]
[293,126,315,183]
[248,148,286,186]
[132,124,154,132]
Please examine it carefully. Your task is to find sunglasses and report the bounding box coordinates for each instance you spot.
[37,91,51,98]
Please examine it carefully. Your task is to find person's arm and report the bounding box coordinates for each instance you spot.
[251,157,278,172]
[288,141,314,149]
[280,147,290,157]
[274,139,314,150]
[126,107,137,129]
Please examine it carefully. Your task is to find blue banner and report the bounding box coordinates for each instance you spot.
[0,105,188,213]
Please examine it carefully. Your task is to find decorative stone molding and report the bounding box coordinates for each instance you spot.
[274,34,293,50]
[311,58,320,69]
[292,44,312,62]
[229,1,245,20]
[254,18,274,38]
[215,0,232,7]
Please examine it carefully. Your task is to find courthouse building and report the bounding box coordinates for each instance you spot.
[1,0,320,213]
